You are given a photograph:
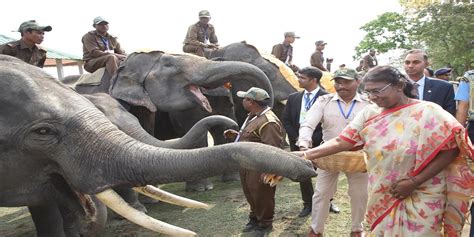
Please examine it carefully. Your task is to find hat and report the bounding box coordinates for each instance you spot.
[284,32,300,39]
[18,20,52,32]
[315,40,327,46]
[236,87,270,101]
[93,16,109,26]
[332,68,359,80]
[463,70,474,81]
[434,68,452,76]
[199,10,211,18]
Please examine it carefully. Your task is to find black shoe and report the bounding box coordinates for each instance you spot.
[253,225,273,236]
[298,205,312,217]
[329,201,340,214]
[242,219,258,232]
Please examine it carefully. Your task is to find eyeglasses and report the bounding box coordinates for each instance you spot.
[364,83,392,96]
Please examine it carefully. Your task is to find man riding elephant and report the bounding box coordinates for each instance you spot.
[183,10,219,57]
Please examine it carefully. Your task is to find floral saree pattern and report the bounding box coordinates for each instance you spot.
[339,101,474,236]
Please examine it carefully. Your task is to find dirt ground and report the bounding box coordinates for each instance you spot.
[1,176,471,236]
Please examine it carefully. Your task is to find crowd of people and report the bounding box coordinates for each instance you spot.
[1,11,474,237]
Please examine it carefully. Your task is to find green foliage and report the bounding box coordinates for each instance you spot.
[356,3,474,76]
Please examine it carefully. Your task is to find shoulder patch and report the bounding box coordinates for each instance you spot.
[319,93,335,102]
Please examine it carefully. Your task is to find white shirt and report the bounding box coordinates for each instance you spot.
[299,87,320,124]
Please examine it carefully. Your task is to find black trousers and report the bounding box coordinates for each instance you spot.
[290,141,314,206]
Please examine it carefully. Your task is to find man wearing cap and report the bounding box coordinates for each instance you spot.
[0,20,52,68]
[454,70,474,237]
[271,32,300,72]
[434,67,452,81]
[362,49,378,72]
[223,87,285,235]
[183,10,219,57]
[82,16,126,76]
[310,41,328,72]
[297,68,370,237]
[404,49,455,115]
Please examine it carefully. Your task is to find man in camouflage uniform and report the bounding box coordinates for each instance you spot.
[183,10,219,57]
[271,32,300,72]
[310,40,328,72]
[224,87,285,236]
[82,16,126,76]
[0,20,52,68]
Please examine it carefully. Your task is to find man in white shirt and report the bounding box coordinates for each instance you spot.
[298,68,370,237]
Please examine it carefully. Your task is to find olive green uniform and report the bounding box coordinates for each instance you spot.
[238,109,285,228]
[82,30,126,75]
[182,22,218,57]
[0,39,47,68]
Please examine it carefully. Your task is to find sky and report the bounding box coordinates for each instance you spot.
[1,0,402,77]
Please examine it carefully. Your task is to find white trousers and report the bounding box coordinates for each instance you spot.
[311,169,369,233]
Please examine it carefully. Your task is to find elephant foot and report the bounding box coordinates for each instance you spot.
[221,172,241,182]
[185,178,213,192]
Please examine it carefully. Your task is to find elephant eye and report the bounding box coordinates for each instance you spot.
[34,127,54,135]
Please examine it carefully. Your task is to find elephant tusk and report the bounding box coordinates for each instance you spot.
[95,189,196,236]
[133,185,210,210]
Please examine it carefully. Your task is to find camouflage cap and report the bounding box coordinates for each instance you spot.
[199,10,211,18]
[284,32,300,39]
[93,16,109,26]
[236,87,270,101]
[332,68,359,80]
[18,20,52,32]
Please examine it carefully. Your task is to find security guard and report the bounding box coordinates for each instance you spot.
[0,20,52,68]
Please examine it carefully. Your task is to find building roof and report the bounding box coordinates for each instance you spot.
[0,34,82,67]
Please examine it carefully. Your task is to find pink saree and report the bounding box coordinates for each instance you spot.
[339,101,474,236]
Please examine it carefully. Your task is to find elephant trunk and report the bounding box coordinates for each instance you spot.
[194,61,274,107]
[59,109,315,194]
[129,116,237,149]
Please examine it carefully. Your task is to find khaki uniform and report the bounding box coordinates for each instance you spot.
[82,30,126,75]
[238,108,285,228]
[310,50,327,71]
[182,22,218,57]
[271,43,293,65]
[0,39,47,68]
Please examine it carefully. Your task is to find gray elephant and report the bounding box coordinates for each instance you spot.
[0,55,315,236]
[85,93,238,207]
[64,50,275,191]
[162,42,299,189]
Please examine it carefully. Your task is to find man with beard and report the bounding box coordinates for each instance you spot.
[298,68,370,237]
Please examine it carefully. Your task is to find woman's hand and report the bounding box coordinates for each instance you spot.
[389,177,418,199]
[292,151,307,159]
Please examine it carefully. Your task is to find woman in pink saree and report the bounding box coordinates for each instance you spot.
[301,66,474,236]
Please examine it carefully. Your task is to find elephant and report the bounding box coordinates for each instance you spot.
[85,93,239,205]
[0,55,316,236]
[63,50,275,191]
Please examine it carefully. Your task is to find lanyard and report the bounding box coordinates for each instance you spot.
[337,100,356,119]
[100,36,110,50]
[305,92,318,111]
[235,107,271,142]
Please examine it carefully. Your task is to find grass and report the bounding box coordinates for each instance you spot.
[1,176,470,236]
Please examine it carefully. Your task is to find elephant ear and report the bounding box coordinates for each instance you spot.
[109,51,164,112]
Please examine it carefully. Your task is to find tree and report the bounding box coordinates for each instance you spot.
[355,2,474,76]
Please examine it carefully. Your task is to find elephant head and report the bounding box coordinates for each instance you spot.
[0,55,315,235]
[109,51,274,113]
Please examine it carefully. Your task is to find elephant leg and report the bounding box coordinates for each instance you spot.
[28,204,66,237]
[114,187,147,212]
[185,179,213,192]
